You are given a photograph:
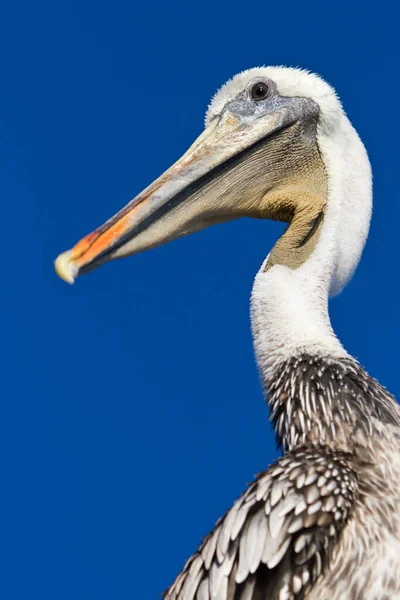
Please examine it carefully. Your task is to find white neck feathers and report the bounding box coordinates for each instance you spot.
[251,108,372,381]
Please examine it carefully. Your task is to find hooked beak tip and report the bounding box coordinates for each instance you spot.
[54,250,78,284]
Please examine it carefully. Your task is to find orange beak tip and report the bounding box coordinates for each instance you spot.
[54,250,78,284]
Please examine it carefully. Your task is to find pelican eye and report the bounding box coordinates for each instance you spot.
[251,82,269,100]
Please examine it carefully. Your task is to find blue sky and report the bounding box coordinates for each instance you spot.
[1,0,399,598]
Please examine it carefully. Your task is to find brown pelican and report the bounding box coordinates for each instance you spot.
[55,67,400,599]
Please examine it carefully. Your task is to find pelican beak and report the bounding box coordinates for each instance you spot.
[55,94,320,283]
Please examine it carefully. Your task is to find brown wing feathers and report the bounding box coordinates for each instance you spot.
[164,446,357,600]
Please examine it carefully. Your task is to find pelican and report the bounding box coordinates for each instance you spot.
[55,67,400,598]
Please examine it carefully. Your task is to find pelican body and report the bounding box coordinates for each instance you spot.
[55,67,400,598]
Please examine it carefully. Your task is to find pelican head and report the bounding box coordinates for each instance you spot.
[55,67,371,295]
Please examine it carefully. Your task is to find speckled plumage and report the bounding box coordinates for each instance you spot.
[267,355,400,451]
[164,355,400,599]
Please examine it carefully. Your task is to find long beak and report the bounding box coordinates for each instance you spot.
[55,107,291,283]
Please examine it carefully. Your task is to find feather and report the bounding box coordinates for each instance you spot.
[236,520,252,584]
[180,566,204,600]
[218,500,241,560]
[231,503,252,541]
[238,574,256,600]
[196,578,209,600]
[209,561,225,599]
[270,481,284,507]
[222,538,238,577]
[265,536,291,569]
[248,509,267,573]
[202,528,219,571]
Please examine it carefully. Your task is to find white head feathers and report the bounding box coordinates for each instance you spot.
[207,66,372,297]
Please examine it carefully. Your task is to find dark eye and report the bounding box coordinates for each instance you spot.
[251,82,269,100]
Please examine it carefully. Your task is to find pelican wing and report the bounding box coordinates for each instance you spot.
[164,446,357,600]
